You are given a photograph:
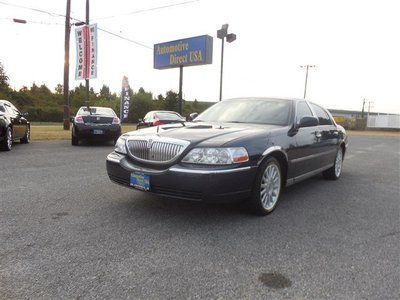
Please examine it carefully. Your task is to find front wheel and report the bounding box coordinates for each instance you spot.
[71,133,79,146]
[249,157,282,216]
[323,148,343,180]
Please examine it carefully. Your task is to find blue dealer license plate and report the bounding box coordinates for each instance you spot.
[130,172,150,191]
[93,129,103,135]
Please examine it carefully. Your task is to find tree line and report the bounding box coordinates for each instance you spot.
[0,62,212,122]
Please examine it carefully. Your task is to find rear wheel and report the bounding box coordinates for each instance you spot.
[1,127,13,151]
[323,148,343,180]
[249,157,282,216]
[20,125,30,143]
[71,132,79,146]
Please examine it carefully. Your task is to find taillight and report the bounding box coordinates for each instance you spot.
[153,120,164,126]
[112,117,120,125]
[75,116,84,124]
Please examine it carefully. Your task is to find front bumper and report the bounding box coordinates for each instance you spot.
[74,124,121,139]
[106,152,258,202]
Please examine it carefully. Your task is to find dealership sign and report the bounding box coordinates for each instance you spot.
[154,35,213,69]
[120,76,131,121]
[75,24,98,80]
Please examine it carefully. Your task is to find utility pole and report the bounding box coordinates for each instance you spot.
[85,0,90,106]
[300,65,315,99]
[367,101,374,119]
[63,0,71,130]
[361,98,366,118]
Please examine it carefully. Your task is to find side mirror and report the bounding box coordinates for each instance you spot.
[298,116,319,128]
[188,112,198,121]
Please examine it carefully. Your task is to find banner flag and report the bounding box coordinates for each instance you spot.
[75,24,97,80]
[120,76,130,121]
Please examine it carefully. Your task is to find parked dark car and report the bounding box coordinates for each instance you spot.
[0,100,30,151]
[106,98,348,215]
[136,110,185,130]
[71,106,121,145]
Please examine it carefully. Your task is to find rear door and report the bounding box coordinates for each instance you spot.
[4,103,23,138]
[310,103,339,167]
[292,101,324,177]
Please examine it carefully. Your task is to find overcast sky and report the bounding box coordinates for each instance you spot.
[0,0,399,113]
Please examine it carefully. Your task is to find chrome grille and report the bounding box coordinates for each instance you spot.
[127,136,189,162]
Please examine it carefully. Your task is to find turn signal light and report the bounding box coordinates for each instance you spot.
[112,117,121,125]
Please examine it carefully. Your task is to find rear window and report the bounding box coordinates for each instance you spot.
[78,107,116,117]
[155,112,183,121]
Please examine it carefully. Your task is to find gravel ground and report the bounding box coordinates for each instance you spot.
[0,136,399,299]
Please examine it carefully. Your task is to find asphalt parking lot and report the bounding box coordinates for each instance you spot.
[1,136,399,299]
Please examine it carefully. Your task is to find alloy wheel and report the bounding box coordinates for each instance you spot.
[7,128,12,149]
[335,150,343,177]
[260,163,281,211]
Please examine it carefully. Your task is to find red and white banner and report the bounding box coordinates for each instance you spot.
[75,24,97,80]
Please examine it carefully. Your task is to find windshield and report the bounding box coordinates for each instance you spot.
[77,107,116,117]
[195,98,291,125]
[155,112,184,121]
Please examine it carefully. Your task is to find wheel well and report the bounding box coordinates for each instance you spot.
[264,151,288,186]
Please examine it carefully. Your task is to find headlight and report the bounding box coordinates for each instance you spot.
[181,147,249,165]
[115,137,127,154]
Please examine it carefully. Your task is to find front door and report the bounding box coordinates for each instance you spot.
[291,101,324,177]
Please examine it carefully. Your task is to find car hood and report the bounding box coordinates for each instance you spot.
[124,122,282,147]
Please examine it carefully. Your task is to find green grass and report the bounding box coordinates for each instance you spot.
[31,123,137,141]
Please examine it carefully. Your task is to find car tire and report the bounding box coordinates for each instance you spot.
[71,133,79,146]
[20,125,30,143]
[249,157,283,216]
[1,127,13,151]
[323,147,343,180]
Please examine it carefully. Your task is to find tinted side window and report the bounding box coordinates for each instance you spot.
[296,101,313,122]
[311,104,332,125]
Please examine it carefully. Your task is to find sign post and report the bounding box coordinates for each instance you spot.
[154,35,213,114]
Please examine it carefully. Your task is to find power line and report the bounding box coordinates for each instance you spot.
[0,1,152,49]
[97,28,152,49]
[0,0,65,18]
[93,0,200,20]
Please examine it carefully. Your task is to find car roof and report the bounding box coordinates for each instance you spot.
[78,106,114,109]
[150,110,182,115]
[225,97,303,102]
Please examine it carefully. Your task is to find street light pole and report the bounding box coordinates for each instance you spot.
[217,24,236,101]
[63,0,71,130]
[300,65,315,99]
[219,37,224,102]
